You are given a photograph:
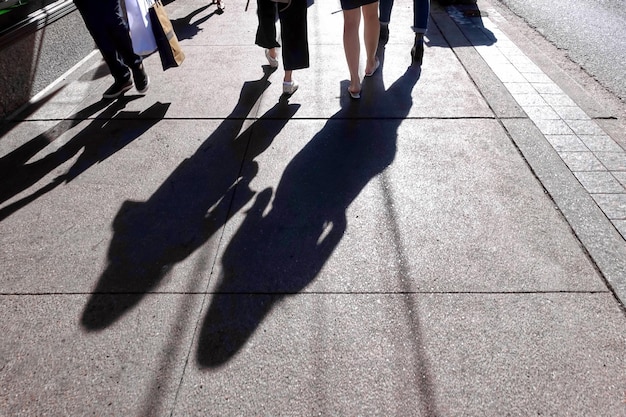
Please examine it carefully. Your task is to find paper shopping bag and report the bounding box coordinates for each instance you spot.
[149,0,185,70]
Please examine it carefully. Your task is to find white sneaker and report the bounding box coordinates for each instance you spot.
[283,80,299,95]
[265,49,279,68]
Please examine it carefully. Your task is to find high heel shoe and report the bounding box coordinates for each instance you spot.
[411,37,424,65]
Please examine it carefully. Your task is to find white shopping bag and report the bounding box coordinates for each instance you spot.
[126,0,158,56]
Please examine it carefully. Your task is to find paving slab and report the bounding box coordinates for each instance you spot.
[1,116,243,297]
[175,293,626,416]
[0,293,203,417]
[202,115,606,294]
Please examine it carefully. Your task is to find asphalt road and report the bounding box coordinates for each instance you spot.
[497,0,626,102]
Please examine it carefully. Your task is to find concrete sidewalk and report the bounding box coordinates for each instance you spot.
[1,0,625,415]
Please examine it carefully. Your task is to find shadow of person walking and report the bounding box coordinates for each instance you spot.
[429,2,496,48]
[0,97,169,221]
[197,50,421,367]
[81,68,301,331]
[170,4,221,41]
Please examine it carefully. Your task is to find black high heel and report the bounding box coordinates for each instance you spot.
[411,36,424,65]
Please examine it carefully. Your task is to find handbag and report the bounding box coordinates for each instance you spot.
[126,0,157,56]
[149,0,185,70]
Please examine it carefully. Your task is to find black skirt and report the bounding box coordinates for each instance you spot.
[340,0,378,10]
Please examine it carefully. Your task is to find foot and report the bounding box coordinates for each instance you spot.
[283,79,299,95]
[265,49,279,68]
[102,78,133,99]
[132,64,150,94]
[411,37,424,65]
[364,58,380,77]
[347,86,360,99]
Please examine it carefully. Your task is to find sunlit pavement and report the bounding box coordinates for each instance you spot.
[1,0,625,415]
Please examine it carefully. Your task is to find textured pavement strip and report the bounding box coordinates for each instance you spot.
[447,5,626,240]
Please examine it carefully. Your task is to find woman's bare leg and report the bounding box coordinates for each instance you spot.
[363,2,380,74]
[343,8,362,93]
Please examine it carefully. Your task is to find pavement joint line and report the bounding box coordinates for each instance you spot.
[5,116,510,123]
[0,290,612,296]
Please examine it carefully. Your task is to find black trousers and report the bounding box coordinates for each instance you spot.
[74,0,142,81]
[255,0,309,71]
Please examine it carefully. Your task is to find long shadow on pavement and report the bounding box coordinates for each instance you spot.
[0,97,169,221]
[170,4,222,41]
[429,2,496,48]
[81,68,301,331]
[197,48,421,367]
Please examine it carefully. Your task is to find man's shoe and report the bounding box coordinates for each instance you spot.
[102,78,133,99]
[132,64,150,94]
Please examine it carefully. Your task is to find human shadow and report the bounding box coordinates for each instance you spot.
[0,85,66,130]
[429,2,496,48]
[170,4,221,41]
[197,46,421,367]
[0,97,169,221]
[81,68,301,331]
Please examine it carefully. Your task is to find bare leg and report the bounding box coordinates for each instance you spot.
[343,8,362,94]
[363,2,380,74]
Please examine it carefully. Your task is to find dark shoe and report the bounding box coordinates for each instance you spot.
[411,38,424,65]
[102,78,133,99]
[132,64,150,94]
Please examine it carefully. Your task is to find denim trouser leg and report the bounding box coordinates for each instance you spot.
[75,0,141,81]
[379,0,429,33]
[379,0,393,24]
[412,0,430,34]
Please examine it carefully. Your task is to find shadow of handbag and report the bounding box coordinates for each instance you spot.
[149,0,185,70]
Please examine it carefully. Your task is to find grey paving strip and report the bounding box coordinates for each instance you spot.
[438,4,626,308]
[447,5,626,239]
